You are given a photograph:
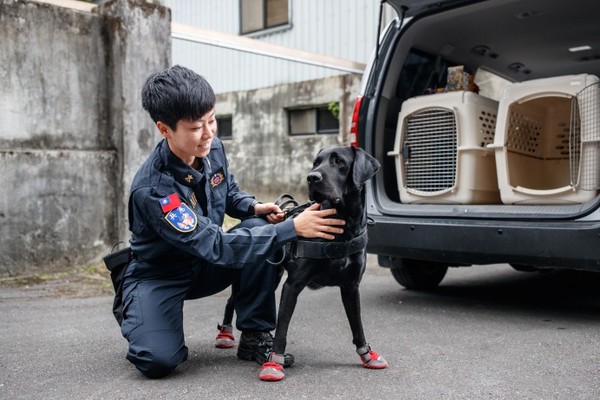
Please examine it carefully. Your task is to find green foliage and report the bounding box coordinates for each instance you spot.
[327,101,340,119]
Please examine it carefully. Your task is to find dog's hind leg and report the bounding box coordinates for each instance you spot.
[215,293,236,348]
[340,285,388,369]
[222,293,235,326]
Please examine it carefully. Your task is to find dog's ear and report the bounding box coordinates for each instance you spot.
[351,147,380,187]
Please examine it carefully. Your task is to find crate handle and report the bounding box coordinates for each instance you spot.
[486,143,503,149]
[513,185,575,196]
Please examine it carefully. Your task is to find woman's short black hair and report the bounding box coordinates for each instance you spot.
[141,65,216,130]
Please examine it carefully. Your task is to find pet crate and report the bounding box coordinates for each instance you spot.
[388,91,500,204]
[490,74,600,204]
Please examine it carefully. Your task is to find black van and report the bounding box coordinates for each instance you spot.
[354,0,600,289]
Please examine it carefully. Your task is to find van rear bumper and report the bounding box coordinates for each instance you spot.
[366,214,600,272]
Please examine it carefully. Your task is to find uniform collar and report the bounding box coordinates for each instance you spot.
[158,139,206,187]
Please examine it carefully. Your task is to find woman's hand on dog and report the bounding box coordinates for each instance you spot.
[292,203,345,240]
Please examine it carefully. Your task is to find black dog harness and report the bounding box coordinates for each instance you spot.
[269,194,368,261]
[288,230,367,259]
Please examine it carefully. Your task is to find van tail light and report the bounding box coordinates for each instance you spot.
[349,95,363,148]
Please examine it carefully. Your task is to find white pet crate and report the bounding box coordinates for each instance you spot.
[490,74,600,204]
[388,91,500,204]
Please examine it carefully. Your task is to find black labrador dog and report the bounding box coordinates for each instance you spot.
[217,146,387,381]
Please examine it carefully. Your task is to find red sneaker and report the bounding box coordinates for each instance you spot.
[215,324,236,349]
[357,345,388,369]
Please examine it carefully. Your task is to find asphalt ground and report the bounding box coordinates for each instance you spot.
[1,255,599,400]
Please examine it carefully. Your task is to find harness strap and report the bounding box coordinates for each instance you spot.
[268,193,368,262]
[289,230,368,259]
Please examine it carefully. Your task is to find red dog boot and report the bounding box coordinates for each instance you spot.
[215,324,236,349]
[357,345,388,369]
[259,353,286,381]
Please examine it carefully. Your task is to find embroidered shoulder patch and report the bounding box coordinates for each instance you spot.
[164,203,197,233]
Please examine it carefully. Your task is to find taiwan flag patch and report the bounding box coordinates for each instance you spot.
[160,193,181,213]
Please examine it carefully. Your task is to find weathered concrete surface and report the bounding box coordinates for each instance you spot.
[0,0,359,276]
[0,149,117,275]
[1,2,108,150]
[218,74,361,200]
[96,0,172,243]
[0,0,170,276]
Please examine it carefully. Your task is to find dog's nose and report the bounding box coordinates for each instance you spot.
[307,171,323,184]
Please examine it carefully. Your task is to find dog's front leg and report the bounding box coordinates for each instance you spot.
[340,284,388,369]
[258,277,306,381]
[272,278,306,355]
[339,285,367,349]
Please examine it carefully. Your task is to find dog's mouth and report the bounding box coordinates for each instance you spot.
[309,190,341,209]
[320,198,342,210]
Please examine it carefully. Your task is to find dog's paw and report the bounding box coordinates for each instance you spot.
[259,361,286,381]
[215,324,236,349]
[358,346,388,369]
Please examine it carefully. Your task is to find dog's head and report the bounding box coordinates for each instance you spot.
[307,146,380,207]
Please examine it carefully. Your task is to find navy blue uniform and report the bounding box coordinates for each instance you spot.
[122,138,296,378]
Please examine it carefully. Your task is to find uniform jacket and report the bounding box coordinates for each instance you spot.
[128,138,296,270]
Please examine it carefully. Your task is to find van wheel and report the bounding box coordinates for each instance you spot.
[390,259,448,290]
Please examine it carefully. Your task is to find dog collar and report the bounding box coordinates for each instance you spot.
[288,230,368,259]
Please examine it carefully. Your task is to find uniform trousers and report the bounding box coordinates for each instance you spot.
[120,217,279,378]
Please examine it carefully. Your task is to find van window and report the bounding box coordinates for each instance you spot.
[396,49,453,102]
[396,49,514,104]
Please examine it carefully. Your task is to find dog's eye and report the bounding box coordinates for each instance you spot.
[333,157,345,166]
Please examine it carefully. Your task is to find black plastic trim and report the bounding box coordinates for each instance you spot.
[367,214,600,272]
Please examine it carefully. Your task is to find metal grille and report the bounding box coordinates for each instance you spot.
[571,82,600,190]
[402,107,457,193]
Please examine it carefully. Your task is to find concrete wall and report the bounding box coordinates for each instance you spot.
[0,0,360,277]
[0,0,170,276]
[217,74,361,201]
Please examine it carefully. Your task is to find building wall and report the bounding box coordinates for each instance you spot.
[216,74,362,200]
[163,0,388,92]
[0,0,380,276]
[162,0,384,196]
[0,0,170,276]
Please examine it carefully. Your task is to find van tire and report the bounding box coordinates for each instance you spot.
[390,259,448,290]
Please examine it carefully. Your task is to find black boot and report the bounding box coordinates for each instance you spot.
[237,331,294,367]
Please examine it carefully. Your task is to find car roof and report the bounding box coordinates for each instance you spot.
[386,0,600,81]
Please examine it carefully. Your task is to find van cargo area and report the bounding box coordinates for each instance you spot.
[368,0,600,219]
[359,0,600,285]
